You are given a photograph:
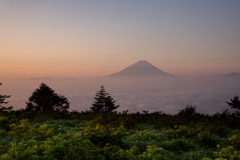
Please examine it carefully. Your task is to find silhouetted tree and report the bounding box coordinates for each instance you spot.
[90,85,119,113]
[226,95,240,116]
[0,83,13,112]
[177,105,196,117]
[26,83,69,112]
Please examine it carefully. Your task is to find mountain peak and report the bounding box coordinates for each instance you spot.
[107,60,175,77]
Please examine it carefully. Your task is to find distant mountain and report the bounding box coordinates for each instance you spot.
[59,78,77,80]
[27,77,53,80]
[218,73,240,77]
[26,77,78,80]
[106,60,175,77]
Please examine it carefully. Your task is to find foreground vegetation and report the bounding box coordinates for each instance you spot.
[0,110,240,160]
[1,83,240,159]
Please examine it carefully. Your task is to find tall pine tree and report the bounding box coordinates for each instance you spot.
[226,95,240,116]
[0,83,13,112]
[90,85,119,113]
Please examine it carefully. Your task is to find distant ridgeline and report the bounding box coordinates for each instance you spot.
[218,73,240,77]
[106,60,175,78]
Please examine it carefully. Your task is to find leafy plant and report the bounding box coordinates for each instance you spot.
[9,119,30,136]
[228,135,240,149]
[197,131,217,147]
[214,146,240,160]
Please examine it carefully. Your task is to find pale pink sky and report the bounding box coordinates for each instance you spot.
[1,1,240,79]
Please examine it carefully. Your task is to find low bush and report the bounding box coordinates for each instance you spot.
[0,111,240,159]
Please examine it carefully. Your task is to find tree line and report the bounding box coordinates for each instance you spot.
[1,82,240,116]
[0,82,119,114]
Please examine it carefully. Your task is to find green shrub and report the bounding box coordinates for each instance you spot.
[162,138,196,152]
[115,145,172,160]
[162,129,177,139]
[139,145,171,160]
[36,124,54,138]
[0,116,10,131]
[228,135,240,149]
[214,146,240,160]
[9,119,30,136]
[0,129,7,137]
[1,140,40,160]
[197,131,218,147]
[209,125,229,137]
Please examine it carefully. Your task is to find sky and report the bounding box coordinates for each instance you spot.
[1,0,240,79]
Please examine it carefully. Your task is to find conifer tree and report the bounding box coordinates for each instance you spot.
[0,83,13,112]
[26,83,69,112]
[90,85,119,113]
[226,95,240,116]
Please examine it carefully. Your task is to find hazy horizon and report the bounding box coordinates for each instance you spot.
[1,76,239,115]
[1,59,239,80]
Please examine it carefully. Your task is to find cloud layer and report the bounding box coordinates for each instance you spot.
[1,77,239,115]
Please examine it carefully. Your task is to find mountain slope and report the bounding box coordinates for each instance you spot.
[107,60,175,77]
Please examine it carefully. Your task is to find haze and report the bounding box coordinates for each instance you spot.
[1,77,240,115]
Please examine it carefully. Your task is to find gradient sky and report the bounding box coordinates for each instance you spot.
[1,0,240,79]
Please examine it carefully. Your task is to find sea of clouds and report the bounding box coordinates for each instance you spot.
[1,77,239,115]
